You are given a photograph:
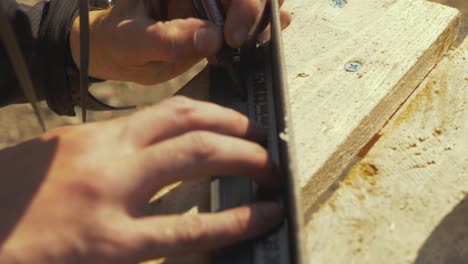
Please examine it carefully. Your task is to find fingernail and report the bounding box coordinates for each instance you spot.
[233,27,249,47]
[195,27,221,56]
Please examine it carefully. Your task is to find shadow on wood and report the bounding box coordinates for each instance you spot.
[415,195,468,264]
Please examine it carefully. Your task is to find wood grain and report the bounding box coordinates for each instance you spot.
[430,0,468,45]
[282,0,460,218]
[304,38,468,263]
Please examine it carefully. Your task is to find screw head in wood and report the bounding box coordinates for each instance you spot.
[330,0,347,8]
[344,61,362,72]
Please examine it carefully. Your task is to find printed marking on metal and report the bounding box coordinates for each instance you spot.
[248,47,289,264]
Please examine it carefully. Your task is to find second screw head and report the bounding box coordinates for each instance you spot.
[344,61,362,72]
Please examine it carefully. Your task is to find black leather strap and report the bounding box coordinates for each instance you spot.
[0,0,46,131]
[67,66,136,111]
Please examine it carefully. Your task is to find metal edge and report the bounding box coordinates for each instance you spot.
[269,1,306,263]
[79,0,89,122]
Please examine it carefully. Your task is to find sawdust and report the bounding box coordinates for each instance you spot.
[433,128,443,136]
[296,73,310,78]
[359,163,379,177]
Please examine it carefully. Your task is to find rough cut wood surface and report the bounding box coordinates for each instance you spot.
[282,0,460,219]
[304,38,468,264]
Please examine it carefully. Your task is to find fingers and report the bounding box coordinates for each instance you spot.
[132,202,283,260]
[257,8,292,44]
[124,96,265,148]
[224,0,290,48]
[224,0,266,47]
[139,18,223,63]
[126,131,280,201]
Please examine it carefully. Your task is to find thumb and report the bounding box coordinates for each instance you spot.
[145,18,223,62]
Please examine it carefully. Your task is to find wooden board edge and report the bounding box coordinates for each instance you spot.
[301,9,460,221]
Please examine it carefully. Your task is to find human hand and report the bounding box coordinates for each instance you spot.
[0,96,283,264]
[69,0,291,85]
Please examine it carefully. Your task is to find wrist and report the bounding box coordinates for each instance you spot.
[70,9,109,79]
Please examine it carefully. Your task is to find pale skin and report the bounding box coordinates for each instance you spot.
[70,0,291,84]
[0,0,291,263]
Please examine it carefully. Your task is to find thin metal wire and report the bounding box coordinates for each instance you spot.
[79,0,90,123]
[269,0,305,262]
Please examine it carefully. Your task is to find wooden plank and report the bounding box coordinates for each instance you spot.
[304,38,468,263]
[282,0,460,218]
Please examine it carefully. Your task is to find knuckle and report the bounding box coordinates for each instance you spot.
[166,96,200,124]
[65,165,123,201]
[165,96,196,114]
[176,214,206,245]
[148,22,182,61]
[165,25,183,60]
[230,209,251,233]
[85,221,138,260]
[65,171,107,200]
[63,125,100,152]
[185,131,217,162]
